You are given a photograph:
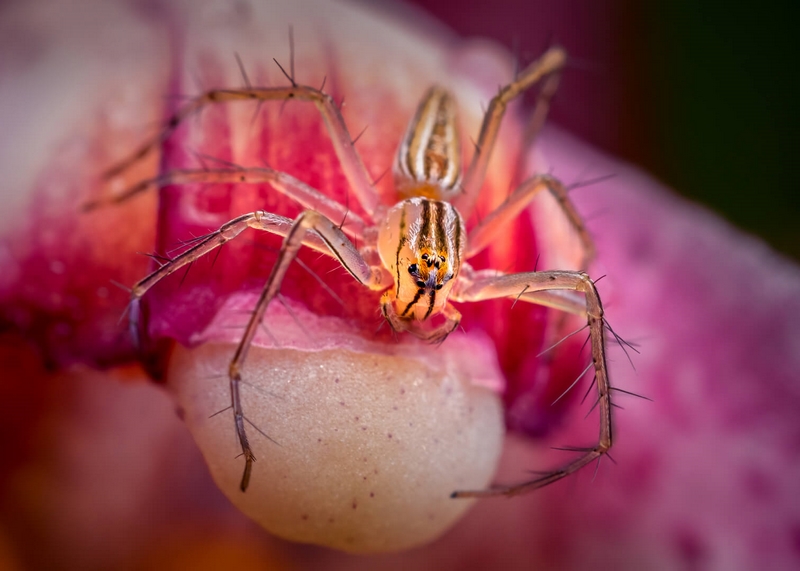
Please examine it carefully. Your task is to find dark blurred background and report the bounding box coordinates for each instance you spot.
[409,0,799,260]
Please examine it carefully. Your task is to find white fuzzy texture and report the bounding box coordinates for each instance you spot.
[169,343,504,553]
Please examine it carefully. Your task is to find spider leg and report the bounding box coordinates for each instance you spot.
[100,82,380,218]
[132,206,385,492]
[85,167,368,241]
[461,267,587,316]
[130,211,335,310]
[458,46,567,217]
[229,210,385,490]
[449,269,611,498]
[465,173,595,269]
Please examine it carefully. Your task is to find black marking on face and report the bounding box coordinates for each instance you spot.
[424,288,436,319]
[401,288,425,317]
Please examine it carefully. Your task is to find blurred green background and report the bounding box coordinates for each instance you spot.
[410,0,799,260]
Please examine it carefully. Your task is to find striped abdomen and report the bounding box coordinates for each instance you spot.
[394,87,462,200]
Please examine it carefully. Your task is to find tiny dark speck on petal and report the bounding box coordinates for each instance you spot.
[370,492,374,498]
[400,387,406,395]
[352,500,358,509]
[301,514,309,520]
[334,378,340,383]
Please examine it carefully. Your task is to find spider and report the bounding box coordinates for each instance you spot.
[89,44,612,499]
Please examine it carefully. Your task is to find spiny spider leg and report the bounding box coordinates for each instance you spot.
[128,210,342,349]
[466,173,595,269]
[458,46,567,216]
[229,210,385,490]
[102,82,380,218]
[450,270,611,498]
[129,211,336,344]
[86,167,368,241]
[462,268,588,316]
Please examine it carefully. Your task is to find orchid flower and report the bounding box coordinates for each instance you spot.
[1,1,799,569]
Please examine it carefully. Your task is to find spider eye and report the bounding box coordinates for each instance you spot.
[408,264,418,274]
[421,254,429,260]
[435,284,443,290]
[416,280,426,288]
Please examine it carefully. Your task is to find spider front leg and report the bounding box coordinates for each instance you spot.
[230,209,385,491]
[449,269,611,498]
[466,173,595,270]
[127,210,339,345]
[458,46,567,216]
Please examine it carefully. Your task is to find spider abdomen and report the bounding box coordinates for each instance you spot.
[394,86,462,200]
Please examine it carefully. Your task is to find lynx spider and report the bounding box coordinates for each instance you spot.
[90,43,613,498]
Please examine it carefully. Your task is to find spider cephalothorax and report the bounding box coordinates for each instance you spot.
[378,197,463,324]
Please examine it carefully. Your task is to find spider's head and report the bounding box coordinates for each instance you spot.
[395,248,455,321]
[377,197,466,321]
[399,249,456,319]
